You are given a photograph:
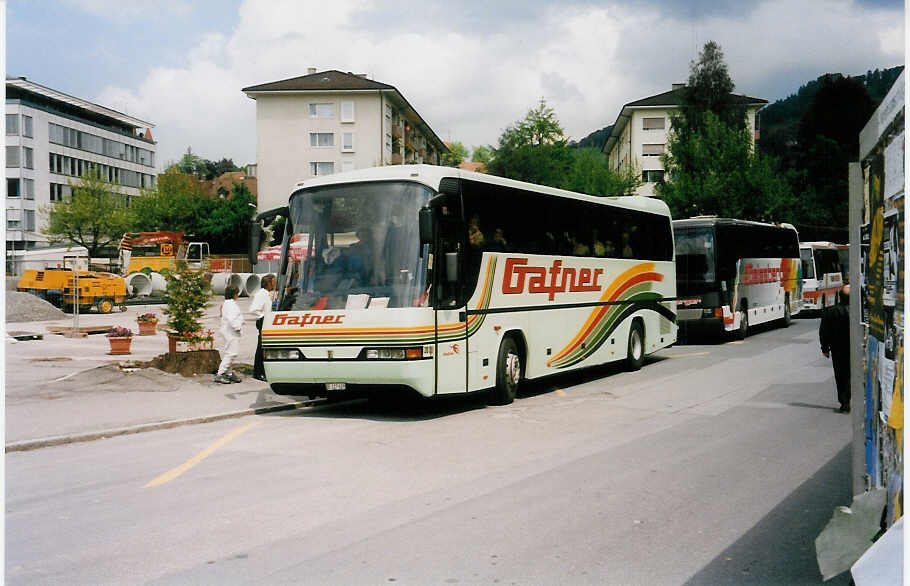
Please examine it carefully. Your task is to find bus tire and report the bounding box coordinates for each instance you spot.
[736,308,749,340]
[96,298,114,314]
[781,295,792,327]
[625,320,645,371]
[489,336,521,405]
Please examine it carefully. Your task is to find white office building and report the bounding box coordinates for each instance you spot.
[243,69,448,211]
[5,77,157,251]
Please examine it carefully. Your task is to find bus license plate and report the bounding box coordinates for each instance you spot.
[326,383,346,391]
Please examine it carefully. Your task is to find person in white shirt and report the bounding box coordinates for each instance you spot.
[249,274,276,381]
[215,285,244,384]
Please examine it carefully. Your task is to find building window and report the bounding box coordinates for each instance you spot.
[6,146,20,168]
[342,132,354,152]
[6,114,19,135]
[642,170,665,183]
[23,147,33,169]
[22,115,33,138]
[7,178,20,197]
[25,210,36,231]
[642,117,665,130]
[310,132,335,147]
[23,178,34,200]
[341,101,355,123]
[642,143,664,157]
[7,208,21,229]
[308,103,334,118]
[310,162,334,176]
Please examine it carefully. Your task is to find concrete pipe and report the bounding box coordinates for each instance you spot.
[149,272,167,295]
[240,273,261,297]
[125,272,153,297]
[210,272,244,296]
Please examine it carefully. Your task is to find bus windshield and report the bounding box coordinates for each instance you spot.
[279,181,432,310]
[675,228,716,283]
[800,249,815,279]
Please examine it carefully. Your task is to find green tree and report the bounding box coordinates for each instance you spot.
[678,41,747,137]
[658,112,792,221]
[198,182,257,253]
[42,168,135,257]
[131,168,213,233]
[203,157,241,180]
[175,147,208,178]
[487,99,573,186]
[471,145,493,165]
[561,148,641,196]
[442,141,469,167]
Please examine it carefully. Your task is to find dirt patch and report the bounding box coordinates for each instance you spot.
[144,350,222,378]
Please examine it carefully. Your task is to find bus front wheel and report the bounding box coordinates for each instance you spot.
[781,295,792,327]
[489,337,521,405]
[625,321,645,371]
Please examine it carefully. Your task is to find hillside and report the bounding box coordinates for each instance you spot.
[759,65,903,156]
[572,125,613,150]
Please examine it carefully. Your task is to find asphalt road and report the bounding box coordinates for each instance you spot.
[6,317,854,585]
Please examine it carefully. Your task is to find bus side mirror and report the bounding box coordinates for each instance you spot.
[419,207,433,245]
[248,221,264,266]
[445,252,459,283]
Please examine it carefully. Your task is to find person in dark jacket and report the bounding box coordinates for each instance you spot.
[820,285,851,413]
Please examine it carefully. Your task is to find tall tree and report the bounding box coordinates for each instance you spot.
[487,99,573,186]
[441,141,469,167]
[42,169,135,257]
[175,147,208,178]
[678,40,747,137]
[561,148,641,197]
[198,182,257,253]
[131,168,213,233]
[471,145,493,166]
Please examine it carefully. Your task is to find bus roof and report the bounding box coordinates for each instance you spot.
[290,164,671,217]
[673,217,797,232]
[799,241,838,249]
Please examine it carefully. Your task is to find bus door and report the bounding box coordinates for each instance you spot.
[433,197,468,394]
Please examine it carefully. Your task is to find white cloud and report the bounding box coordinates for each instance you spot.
[94,0,905,170]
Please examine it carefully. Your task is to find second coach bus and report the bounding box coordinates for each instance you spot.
[250,165,677,404]
[674,217,802,338]
[799,241,844,312]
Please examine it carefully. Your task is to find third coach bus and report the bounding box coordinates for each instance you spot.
[250,165,677,404]
[674,217,802,338]
[799,241,844,312]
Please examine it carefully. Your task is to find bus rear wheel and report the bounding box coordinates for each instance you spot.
[780,295,792,327]
[489,337,521,405]
[736,309,749,340]
[96,298,114,314]
[625,321,645,371]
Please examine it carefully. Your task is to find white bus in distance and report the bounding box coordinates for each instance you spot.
[799,241,844,312]
[674,217,802,339]
[250,165,677,404]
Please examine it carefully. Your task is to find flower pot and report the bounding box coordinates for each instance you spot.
[137,321,158,336]
[108,336,133,355]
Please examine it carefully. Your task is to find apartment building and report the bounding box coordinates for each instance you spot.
[603,84,767,197]
[243,69,448,211]
[5,77,157,251]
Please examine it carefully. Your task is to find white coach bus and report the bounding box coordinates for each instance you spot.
[799,241,844,312]
[674,217,802,338]
[250,165,676,404]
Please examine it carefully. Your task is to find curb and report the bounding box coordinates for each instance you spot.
[5,398,323,453]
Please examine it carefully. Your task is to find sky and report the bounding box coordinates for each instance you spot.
[6,0,906,170]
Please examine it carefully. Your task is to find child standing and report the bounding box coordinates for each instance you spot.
[215,285,243,384]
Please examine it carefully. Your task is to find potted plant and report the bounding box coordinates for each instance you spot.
[163,262,212,354]
[136,312,159,336]
[106,326,133,355]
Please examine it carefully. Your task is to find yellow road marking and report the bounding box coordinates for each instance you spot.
[144,421,260,488]
[729,341,745,345]
[555,389,566,396]
[670,351,711,358]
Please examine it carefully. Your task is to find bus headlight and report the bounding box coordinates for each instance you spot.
[363,346,428,360]
[264,348,301,360]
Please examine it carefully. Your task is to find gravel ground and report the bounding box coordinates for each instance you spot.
[6,291,67,322]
